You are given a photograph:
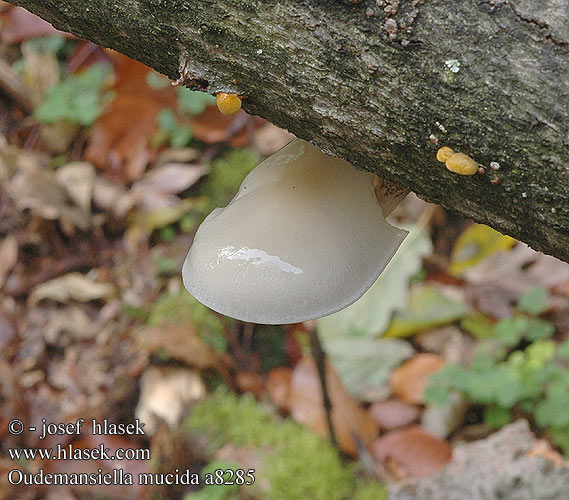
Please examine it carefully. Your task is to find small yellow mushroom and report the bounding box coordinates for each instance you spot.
[216,92,242,115]
[436,146,455,163]
[445,153,478,176]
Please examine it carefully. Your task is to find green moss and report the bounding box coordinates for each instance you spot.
[185,460,242,500]
[251,325,287,373]
[200,149,259,210]
[148,288,228,352]
[187,390,276,450]
[351,479,389,500]
[264,427,353,500]
[186,390,355,500]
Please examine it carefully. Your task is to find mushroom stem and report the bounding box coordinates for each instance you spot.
[309,328,338,450]
[373,176,410,217]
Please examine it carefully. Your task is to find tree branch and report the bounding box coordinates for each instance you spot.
[7,0,569,262]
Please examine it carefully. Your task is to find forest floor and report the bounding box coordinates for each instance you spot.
[1,4,569,500]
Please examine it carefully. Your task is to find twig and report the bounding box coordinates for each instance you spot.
[0,56,36,113]
[309,328,338,449]
[242,322,254,354]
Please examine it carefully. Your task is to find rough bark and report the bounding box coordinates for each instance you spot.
[6,0,569,262]
[390,420,569,500]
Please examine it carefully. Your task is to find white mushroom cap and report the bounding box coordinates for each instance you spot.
[183,139,408,324]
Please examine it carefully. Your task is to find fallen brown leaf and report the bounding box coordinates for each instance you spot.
[189,106,265,147]
[369,398,421,431]
[0,6,67,44]
[136,323,233,381]
[390,353,445,405]
[7,161,90,234]
[288,357,378,456]
[265,366,292,411]
[0,235,18,289]
[236,371,264,397]
[0,311,17,350]
[84,54,176,182]
[372,425,452,479]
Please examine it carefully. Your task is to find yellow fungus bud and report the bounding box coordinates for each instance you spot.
[436,146,455,163]
[216,92,242,115]
[445,153,478,176]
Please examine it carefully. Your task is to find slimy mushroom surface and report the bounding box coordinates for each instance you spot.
[183,139,408,324]
[436,147,478,176]
[445,152,478,176]
[436,146,455,163]
[216,92,242,115]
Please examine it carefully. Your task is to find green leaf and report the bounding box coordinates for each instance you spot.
[146,71,170,90]
[153,256,177,275]
[157,108,178,131]
[548,426,569,455]
[131,199,195,231]
[484,405,512,428]
[177,87,216,115]
[525,339,556,368]
[472,342,506,367]
[180,213,198,233]
[27,35,67,54]
[159,225,176,242]
[156,107,194,146]
[323,337,414,400]
[558,339,569,360]
[517,287,549,315]
[425,364,472,405]
[317,225,432,339]
[34,63,112,126]
[535,391,569,428]
[468,369,503,404]
[169,125,193,148]
[423,382,452,406]
[383,285,468,338]
[494,315,529,346]
[494,367,524,407]
[525,318,555,341]
[460,312,495,339]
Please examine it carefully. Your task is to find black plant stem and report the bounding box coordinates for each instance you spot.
[309,328,338,449]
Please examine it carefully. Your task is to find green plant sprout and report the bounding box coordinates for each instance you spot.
[426,287,569,453]
[34,63,113,126]
[153,109,193,148]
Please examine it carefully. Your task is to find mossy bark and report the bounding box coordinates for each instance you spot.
[7,0,569,262]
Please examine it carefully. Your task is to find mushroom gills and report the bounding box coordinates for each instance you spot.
[182,139,408,324]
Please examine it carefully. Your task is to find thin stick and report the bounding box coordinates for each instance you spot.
[0,56,36,113]
[309,328,338,449]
